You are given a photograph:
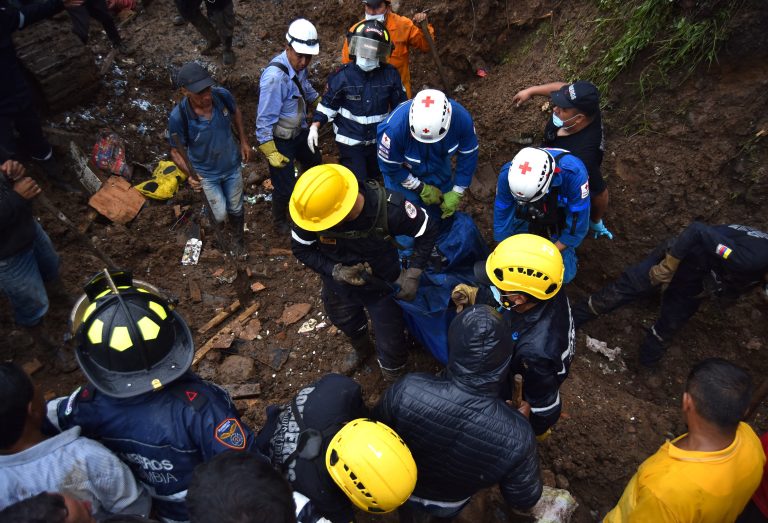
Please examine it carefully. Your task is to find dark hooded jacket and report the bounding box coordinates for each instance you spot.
[373,305,542,509]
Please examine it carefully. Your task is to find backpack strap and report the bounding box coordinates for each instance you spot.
[177,90,237,146]
[268,61,308,102]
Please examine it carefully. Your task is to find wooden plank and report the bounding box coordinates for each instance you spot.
[188,279,202,303]
[235,301,260,324]
[197,299,241,334]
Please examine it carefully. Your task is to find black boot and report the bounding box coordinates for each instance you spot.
[343,333,374,372]
[271,197,290,235]
[222,37,235,65]
[639,326,667,368]
[572,296,599,329]
[228,212,247,259]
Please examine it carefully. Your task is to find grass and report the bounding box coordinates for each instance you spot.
[567,0,740,98]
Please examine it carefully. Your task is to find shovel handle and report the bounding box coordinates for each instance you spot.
[512,374,524,408]
[418,19,451,93]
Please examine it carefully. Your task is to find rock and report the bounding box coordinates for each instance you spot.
[541,469,557,487]
[197,359,218,381]
[217,355,256,383]
[250,281,266,293]
[278,303,312,325]
[555,474,570,490]
[239,319,262,341]
[221,383,261,399]
[746,337,762,352]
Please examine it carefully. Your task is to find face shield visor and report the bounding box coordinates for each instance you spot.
[349,35,392,62]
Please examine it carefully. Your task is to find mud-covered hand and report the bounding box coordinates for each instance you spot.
[648,253,681,286]
[451,283,478,312]
[307,125,319,154]
[590,219,614,240]
[418,183,442,206]
[13,177,41,200]
[0,159,26,181]
[511,87,533,108]
[395,268,423,301]
[258,140,290,168]
[440,190,463,218]
[332,262,372,286]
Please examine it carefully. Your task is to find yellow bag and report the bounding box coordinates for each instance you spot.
[134,161,188,200]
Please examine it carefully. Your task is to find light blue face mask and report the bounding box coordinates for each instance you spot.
[552,112,579,130]
[356,56,378,72]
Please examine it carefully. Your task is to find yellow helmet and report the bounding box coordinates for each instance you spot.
[484,234,564,300]
[289,164,359,232]
[325,418,417,513]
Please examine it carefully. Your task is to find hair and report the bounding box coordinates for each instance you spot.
[686,358,752,431]
[187,451,296,523]
[101,517,161,523]
[0,493,68,523]
[0,362,34,449]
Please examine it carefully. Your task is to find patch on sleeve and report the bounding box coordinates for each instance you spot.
[381,132,391,148]
[580,181,590,199]
[715,244,733,259]
[215,418,247,450]
[404,200,418,219]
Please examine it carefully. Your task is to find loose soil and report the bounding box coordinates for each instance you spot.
[3,0,768,521]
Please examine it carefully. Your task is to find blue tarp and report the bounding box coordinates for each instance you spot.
[397,212,489,364]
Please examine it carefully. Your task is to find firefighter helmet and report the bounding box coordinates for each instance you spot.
[347,20,393,62]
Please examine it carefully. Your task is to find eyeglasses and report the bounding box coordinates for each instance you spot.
[288,35,319,47]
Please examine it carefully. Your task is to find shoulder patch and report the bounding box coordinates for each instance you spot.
[580,181,589,199]
[404,200,418,219]
[215,418,247,450]
[715,244,733,259]
[381,132,391,148]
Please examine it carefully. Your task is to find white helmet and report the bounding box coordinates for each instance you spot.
[507,147,556,203]
[286,19,320,55]
[409,89,451,143]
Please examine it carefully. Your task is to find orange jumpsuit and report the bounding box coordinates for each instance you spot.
[342,11,434,98]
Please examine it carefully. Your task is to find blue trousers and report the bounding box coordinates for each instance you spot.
[200,166,243,223]
[271,129,322,203]
[337,142,381,182]
[0,222,60,326]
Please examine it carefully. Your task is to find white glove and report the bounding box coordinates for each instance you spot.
[307,125,319,153]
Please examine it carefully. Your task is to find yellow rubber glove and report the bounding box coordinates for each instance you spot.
[258,140,290,168]
[451,284,478,312]
[648,253,681,286]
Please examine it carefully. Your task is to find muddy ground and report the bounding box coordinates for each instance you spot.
[3,0,768,521]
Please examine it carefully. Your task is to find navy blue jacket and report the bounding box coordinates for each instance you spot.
[374,305,542,509]
[314,63,406,146]
[49,373,262,523]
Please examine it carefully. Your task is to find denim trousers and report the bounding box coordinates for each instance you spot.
[0,222,60,326]
[200,166,243,223]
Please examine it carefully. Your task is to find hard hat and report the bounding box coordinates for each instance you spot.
[481,234,564,300]
[326,418,417,513]
[289,164,359,232]
[348,20,393,62]
[71,270,194,398]
[409,89,451,143]
[506,147,556,203]
[286,18,320,55]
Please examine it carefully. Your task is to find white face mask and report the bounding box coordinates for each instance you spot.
[365,13,385,22]
[356,56,379,72]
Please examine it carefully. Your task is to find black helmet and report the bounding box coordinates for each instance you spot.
[72,270,193,398]
[347,20,393,61]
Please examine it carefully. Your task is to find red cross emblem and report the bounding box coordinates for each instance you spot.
[422,128,431,134]
[421,96,435,108]
[519,161,532,175]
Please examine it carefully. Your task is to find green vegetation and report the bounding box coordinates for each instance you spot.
[569,0,739,97]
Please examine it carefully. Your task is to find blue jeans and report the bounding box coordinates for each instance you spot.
[0,222,60,326]
[200,167,243,223]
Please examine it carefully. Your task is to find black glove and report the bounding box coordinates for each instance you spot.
[395,268,423,301]
[332,262,372,286]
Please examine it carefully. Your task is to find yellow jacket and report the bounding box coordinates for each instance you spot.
[342,12,434,98]
[604,422,764,523]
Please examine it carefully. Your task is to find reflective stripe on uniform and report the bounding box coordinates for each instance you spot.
[291,230,316,245]
[338,107,389,125]
[530,392,560,414]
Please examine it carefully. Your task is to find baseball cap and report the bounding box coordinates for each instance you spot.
[550,81,600,115]
[362,0,388,6]
[176,62,215,93]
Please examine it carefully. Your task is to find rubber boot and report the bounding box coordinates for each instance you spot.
[571,296,600,330]
[188,14,221,55]
[38,157,80,193]
[271,197,290,235]
[228,212,247,259]
[222,37,235,65]
[639,326,666,368]
[342,333,374,373]
[379,360,406,382]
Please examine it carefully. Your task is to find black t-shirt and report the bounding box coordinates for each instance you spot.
[543,112,606,194]
[268,374,369,523]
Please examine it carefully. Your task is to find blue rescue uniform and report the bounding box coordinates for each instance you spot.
[494,148,590,283]
[48,373,262,523]
[315,62,406,181]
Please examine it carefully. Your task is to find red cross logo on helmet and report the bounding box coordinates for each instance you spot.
[519,162,532,175]
[421,96,434,108]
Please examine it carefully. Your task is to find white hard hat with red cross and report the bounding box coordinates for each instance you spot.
[409,89,451,143]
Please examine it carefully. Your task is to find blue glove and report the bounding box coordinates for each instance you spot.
[590,219,613,240]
